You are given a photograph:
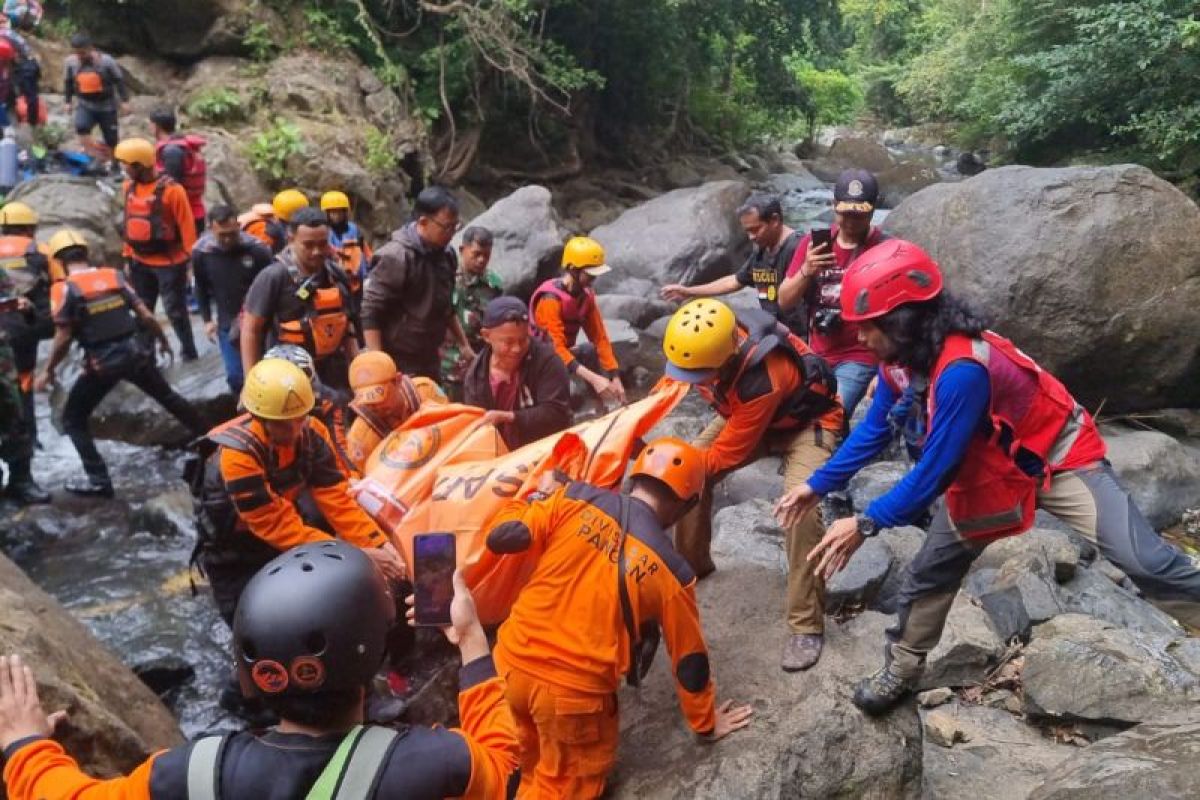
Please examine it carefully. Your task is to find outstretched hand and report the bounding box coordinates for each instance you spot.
[707,699,754,741]
[773,482,820,528]
[0,654,68,751]
[808,516,864,580]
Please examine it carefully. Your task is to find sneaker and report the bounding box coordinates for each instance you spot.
[781,633,823,672]
[6,478,50,505]
[64,475,114,498]
[852,664,917,715]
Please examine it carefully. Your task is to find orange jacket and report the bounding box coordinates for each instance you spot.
[214,415,384,551]
[487,481,717,734]
[696,333,844,476]
[120,177,197,267]
[346,378,449,472]
[1,658,520,799]
[532,291,619,374]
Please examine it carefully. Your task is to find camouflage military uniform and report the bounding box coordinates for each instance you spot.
[440,268,503,399]
[0,265,32,475]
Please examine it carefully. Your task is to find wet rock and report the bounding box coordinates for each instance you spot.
[826,536,892,613]
[847,460,908,513]
[0,552,182,775]
[591,181,752,289]
[8,175,124,265]
[711,499,785,572]
[610,554,922,798]
[884,165,1200,412]
[923,702,1076,800]
[597,294,673,329]
[1030,715,1200,799]
[765,170,825,195]
[452,185,568,298]
[1022,613,1200,725]
[1101,423,1200,529]
[129,487,195,539]
[133,655,195,701]
[877,162,941,209]
[921,595,1006,689]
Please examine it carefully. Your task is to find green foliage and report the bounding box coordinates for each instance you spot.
[244,21,278,62]
[246,121,304,181]
[364,125,400,176]
[185,89,245,124]
[790,58,863,140]
[301,7,356,54]
[40,15,77,41]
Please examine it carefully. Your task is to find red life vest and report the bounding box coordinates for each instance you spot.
[50,268,138,347]
[530,277,595,346]
[123,176,180,256]
[155,135,207,221]
[882,331,1106,542]
[699,308,842,430]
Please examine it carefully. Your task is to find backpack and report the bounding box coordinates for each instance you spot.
[123,176,180,256]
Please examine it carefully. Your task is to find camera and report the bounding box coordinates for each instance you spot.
[813,307,842,334]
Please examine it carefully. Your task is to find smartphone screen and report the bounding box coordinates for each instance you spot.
[810,228,833,250]
[413,533,456,627]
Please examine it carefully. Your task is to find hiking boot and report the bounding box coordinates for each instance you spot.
[853,664,917,715]
[64,475,114,498]
[6,477,50,505]
[781,633,823,672]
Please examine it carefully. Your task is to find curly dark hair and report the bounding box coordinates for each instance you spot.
[873,292,990,374]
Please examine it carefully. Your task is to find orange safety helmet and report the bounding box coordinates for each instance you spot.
[629,436,705,503]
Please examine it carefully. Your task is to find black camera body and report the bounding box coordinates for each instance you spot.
[813,306,842,334]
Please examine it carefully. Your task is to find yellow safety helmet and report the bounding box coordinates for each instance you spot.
[241,358,315,420]
[0,201,38,227]
[320,190,351,212]
[272,189,309,223]
[662,298,739,383]
[47,228,89,260]
[113,137,156,168]
[561,236,611,277]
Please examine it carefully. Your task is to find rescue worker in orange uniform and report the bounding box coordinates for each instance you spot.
[345,350,447,473]
[321,190,373,301]
[37,230,205,497]
[193,358,404,631]
[775,239,1200,714]
[663,298,844,672]
[114,137,199,361]
[0,541,520,799]
[485,437,753,798]
[263,343,358,478]
[0,202,55,486]
[240,206,361,394]
[531,236,625,406]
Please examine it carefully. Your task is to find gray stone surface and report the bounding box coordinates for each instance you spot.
[1023,613,1200,724]
[921,595,1007,690]
[1101,423,1200,529]
[885,165,1200,411]
[827,536,893,613]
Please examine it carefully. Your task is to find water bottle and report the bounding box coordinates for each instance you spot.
[0,128,18,192]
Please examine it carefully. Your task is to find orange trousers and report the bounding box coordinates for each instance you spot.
[494,646,620,799]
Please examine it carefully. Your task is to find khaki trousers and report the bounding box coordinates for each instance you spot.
[674,417,834,634]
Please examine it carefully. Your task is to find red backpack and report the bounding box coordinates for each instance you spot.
[155,135,207,220]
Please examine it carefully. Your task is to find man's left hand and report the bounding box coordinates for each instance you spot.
[0,654,68,751]
[481,409,515,427]
[808,516,864,580]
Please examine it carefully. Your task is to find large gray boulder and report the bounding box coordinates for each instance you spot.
[1101,424,1200,529]
[1022,613,1200,725]
[0,552,182,776]
[884,165,1200,412]
[452,185,568,298]
[70,0,285,59]
[9,176,124,265]
[609,554,921,797]
[1030,716,1200,799]
[809,137,897,181]
[591,181,752,289]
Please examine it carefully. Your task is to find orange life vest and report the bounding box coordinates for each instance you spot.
[123,176,180,256]
[50,268,138,346]
[275,264,353,360]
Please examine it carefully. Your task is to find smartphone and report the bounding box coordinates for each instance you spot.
[413,532,456,627]
[810,228,833,250]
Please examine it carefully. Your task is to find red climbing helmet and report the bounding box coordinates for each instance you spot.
[840,238,944,322]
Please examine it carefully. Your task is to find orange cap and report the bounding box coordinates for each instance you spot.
[349,351,398,406]
[629,437,706,502]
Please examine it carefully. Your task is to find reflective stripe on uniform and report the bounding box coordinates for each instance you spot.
[186,734,227,800]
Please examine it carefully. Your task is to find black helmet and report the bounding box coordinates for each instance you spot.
[234,541,395,700]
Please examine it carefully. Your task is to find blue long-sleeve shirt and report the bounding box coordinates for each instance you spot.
[807,362,992,528]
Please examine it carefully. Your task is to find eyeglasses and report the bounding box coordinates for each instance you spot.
[424,215,463,234]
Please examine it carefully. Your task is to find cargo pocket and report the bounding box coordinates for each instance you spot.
[549,693,617,779]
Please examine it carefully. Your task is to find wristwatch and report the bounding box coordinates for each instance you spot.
[856,513,880,538]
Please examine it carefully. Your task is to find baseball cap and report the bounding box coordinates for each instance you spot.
[481,296,530,328]
[834,169,879,214]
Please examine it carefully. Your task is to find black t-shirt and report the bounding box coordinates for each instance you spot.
[243,252,355,341]
[193,232,273,327]
[734,229,806,335]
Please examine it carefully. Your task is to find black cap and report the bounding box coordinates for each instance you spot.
[481,296,529,328]
[834,169,879,213]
